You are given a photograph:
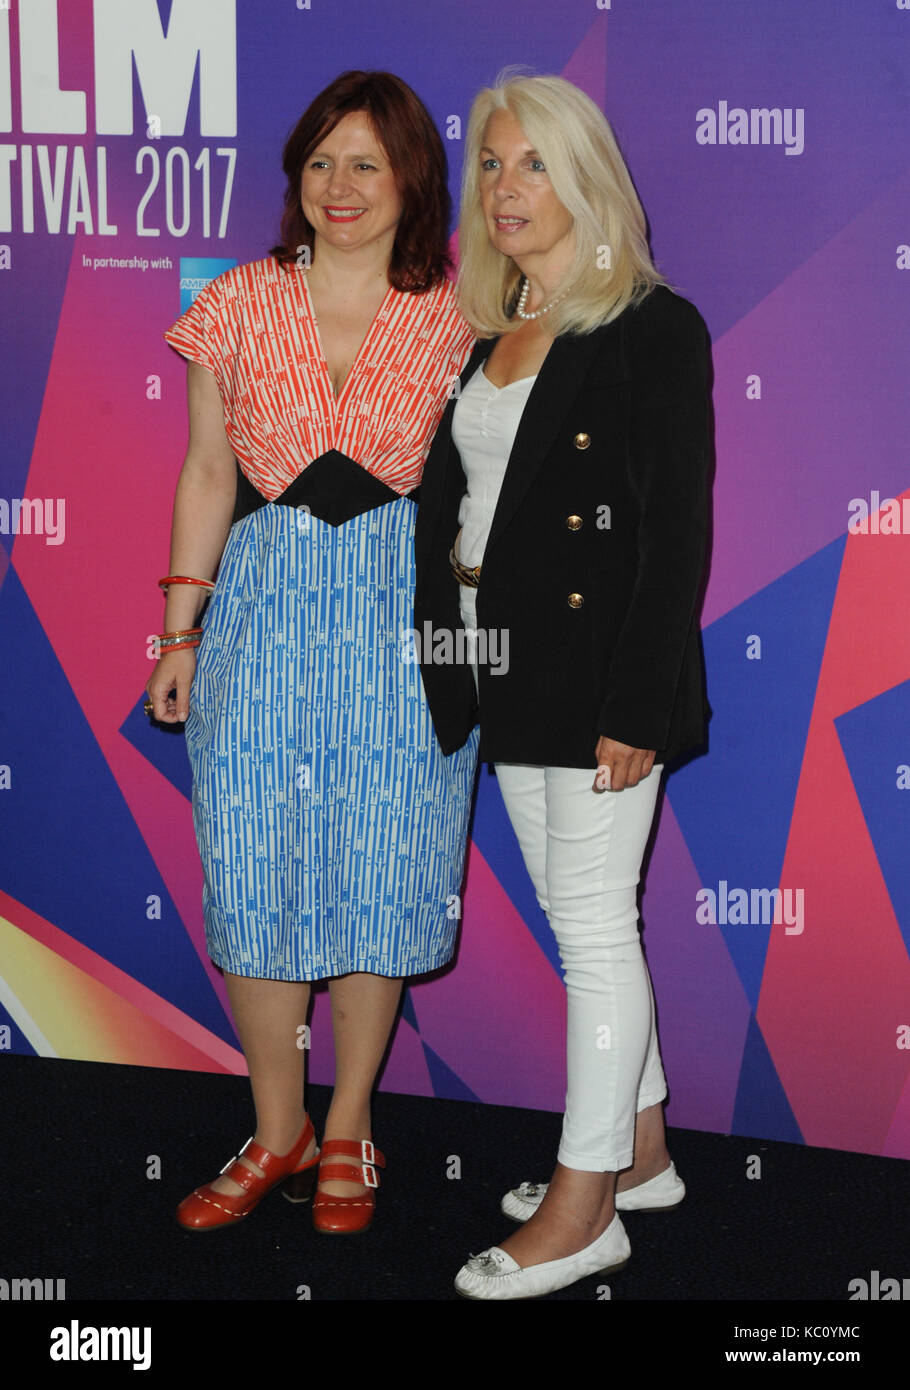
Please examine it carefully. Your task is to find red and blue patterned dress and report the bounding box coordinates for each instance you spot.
[164,256,478,980]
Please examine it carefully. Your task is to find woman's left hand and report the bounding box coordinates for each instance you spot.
[593,736,656,792]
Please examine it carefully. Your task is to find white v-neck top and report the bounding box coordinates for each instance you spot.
[452,362,538,569]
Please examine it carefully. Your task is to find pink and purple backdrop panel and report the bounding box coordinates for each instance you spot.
[2,0,908,1159]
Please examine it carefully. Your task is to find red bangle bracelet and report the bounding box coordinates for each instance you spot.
[159,575,215,591]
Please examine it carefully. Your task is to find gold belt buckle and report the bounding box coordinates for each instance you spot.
[449,547,481,588]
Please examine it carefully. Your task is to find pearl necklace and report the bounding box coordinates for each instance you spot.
[514,275,566,320]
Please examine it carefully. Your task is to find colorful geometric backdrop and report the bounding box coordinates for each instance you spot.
[1,0,908,1160]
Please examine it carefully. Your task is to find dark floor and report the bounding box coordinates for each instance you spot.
[3,1055,907,1301]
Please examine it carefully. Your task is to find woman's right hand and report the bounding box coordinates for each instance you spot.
[147,361,236,724]
[146,646,198,723]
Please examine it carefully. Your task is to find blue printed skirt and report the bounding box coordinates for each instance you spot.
[184,453,479,981]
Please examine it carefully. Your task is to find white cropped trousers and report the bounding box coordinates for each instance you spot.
[460,585,667,1170]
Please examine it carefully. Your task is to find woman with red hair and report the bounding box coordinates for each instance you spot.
[147,71,478,1236]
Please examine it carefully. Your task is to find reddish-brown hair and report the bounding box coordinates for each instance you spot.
[269,71,452,293]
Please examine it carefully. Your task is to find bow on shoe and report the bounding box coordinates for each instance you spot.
[464,1247,517,1274]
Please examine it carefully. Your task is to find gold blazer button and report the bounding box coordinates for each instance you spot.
[565,514,583,531]
[567,592,584,609]
[573,432,591,450]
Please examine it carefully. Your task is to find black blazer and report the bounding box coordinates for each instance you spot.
[414,284,713,769]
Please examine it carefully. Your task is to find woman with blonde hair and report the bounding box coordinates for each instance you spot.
[415,70,713,1297]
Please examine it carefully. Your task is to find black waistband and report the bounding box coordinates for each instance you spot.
[232,452,420,527]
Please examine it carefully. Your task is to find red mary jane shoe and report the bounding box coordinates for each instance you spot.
[176,1114,320,1231]
[312,1139,386,1234]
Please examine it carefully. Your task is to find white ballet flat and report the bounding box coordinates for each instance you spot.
[501,1161,685,1222]
[454,1213,631,1300]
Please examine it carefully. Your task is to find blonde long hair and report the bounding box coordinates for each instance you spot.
[456,70,670,336]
